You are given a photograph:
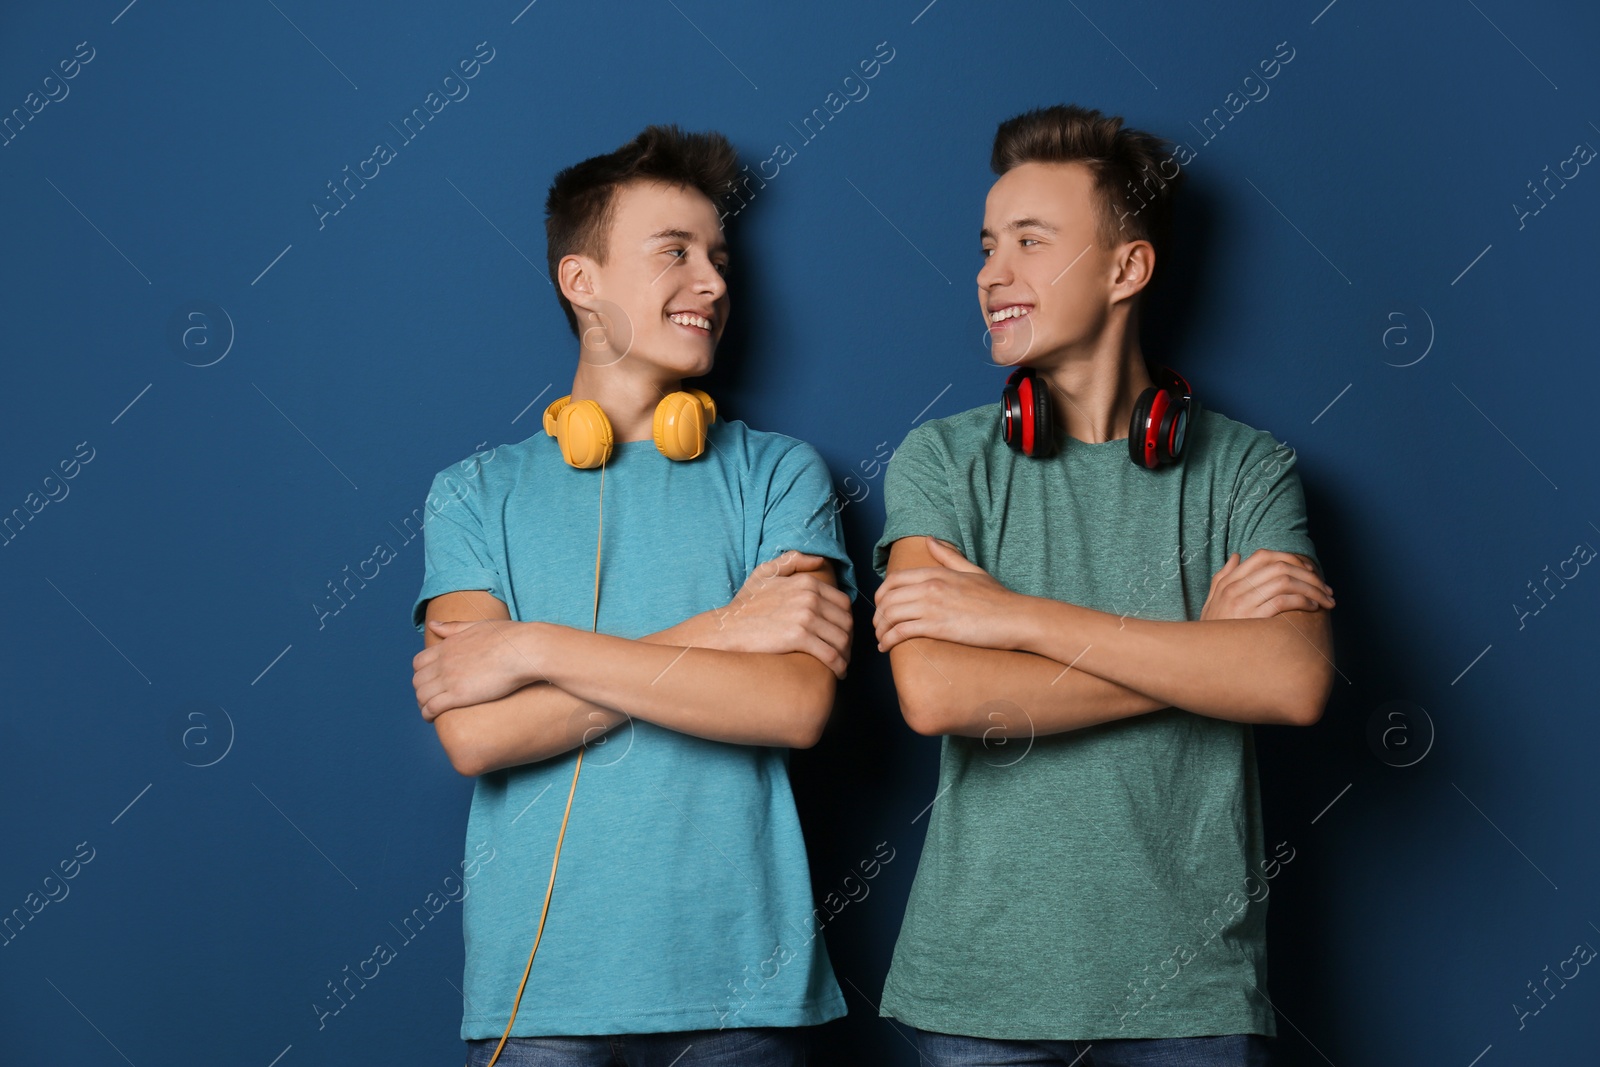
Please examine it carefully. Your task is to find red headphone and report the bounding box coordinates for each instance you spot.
[1001,363,1194,468]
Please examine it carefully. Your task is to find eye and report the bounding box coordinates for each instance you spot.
[714,260,729,276]
[665,247,687,260]
[981,247,994,259]
[1019,238,1039,248]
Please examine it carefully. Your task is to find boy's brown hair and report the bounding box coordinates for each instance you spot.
[544,125,740,335]
[991,104,1183,292]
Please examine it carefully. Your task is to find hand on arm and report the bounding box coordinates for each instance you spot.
[873,536,1334,735]
[413,552,853,774]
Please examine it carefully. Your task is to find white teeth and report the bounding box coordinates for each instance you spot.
[989,305,1030,323]
[669,313,712,330]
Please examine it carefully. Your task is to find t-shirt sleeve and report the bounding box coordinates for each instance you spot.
[871,423,964,579]
[756,441,860,605]
[410,467,507,632]
[1225,430,1321,577]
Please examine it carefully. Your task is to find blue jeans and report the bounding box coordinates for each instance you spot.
[914,1028,1273,1067]
[463,1026,808,1067]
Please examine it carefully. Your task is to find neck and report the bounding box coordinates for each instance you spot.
[1032,322,1154,445]
[568,351,682,444]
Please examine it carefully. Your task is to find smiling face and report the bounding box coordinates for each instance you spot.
[561,179,730,381]
[979,161,1145,369]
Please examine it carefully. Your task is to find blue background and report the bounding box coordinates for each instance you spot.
[3,1,1598,1064]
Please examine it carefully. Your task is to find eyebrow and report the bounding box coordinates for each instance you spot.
[979,217,1061,240]
[645,228,729,256]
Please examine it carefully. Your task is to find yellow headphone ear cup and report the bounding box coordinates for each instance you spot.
[542,395,571,437]
[653,392,708,461]
[686,388,717,425]
[557,398,613,468]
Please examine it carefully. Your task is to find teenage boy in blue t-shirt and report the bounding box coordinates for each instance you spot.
[409,125,857,1067]
[871,105,1337,1066]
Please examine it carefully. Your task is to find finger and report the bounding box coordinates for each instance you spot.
[925,537,981,572]
[1242,574,1333,613]
[879,617,926,651]
[802,615,851,660]
[1253,561,1334,599]
[802,634,847,679]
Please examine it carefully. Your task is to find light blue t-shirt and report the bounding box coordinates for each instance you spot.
[410,417,857,1038]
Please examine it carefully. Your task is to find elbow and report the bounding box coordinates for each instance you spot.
[1281,667,1335,727]
[898,686,949,737]
[434,715,483,777]
[786,664,837,749]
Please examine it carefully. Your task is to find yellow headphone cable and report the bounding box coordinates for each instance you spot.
[482,454,605,1067]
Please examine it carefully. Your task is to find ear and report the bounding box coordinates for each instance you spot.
[558,253,599,317]
[1111,239,1155,303]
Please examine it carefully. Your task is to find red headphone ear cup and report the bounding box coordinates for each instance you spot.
[1128,387,1156,468]
[1001,378,1025,452]
[1029,374,1055,457]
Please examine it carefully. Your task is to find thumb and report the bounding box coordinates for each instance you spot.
[926,536,981,572]
[428,619,474,635]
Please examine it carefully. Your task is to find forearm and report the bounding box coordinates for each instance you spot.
[434,682,625,776]
[433,611,722,776]
[524,615,833,749]
[890,637,1169,738]
[1016,596,1333,725]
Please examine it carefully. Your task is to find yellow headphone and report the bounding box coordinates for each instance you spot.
[541,389,717,468]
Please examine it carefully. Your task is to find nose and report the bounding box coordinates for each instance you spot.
[694,254,727,303]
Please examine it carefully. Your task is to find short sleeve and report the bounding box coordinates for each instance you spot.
[871,423,964,578]
[755,441,860,605]
[410,466,507,632]
[1225,431,1322,577]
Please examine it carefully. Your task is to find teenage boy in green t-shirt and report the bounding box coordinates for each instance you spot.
[870,104,1336,1066]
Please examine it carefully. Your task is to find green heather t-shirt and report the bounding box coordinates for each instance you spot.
[870,400,1320,1041]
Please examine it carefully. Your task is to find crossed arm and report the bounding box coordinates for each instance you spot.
[414,553,852,776]
[873,535,1336,738]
